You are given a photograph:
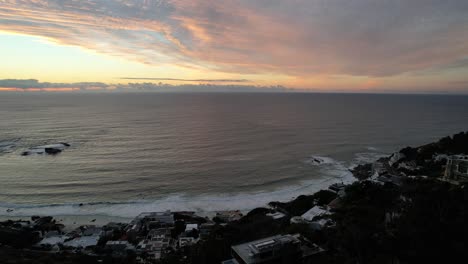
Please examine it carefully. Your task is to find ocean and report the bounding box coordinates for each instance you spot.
[1,92,468,218]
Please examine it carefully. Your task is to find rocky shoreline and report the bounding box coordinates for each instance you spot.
[1,132,468,263]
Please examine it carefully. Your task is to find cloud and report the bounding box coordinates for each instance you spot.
[0,79,289,92]
[1,0,468,78]
[0,79,107,89]
[119,77,250,83]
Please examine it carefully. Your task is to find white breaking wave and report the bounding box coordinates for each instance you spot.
[0,139,19,153]
[304,155,355,184]
[0,156,356,218]
[0,153,387,219]
[304,155,337,166]
[366,146,379,151]
[352,152,388,165]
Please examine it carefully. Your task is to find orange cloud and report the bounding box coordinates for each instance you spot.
[1,0,468,91]
[0,87,19,91]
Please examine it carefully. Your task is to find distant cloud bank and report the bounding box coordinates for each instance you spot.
[119,78,250,83]
[0,79,290,93]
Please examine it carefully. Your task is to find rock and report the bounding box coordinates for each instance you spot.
[34,216,53,227]
[389,152,406,166]
[6,208,13,213]
[44,148,62,155]
[350,163,373,180]
[21,143,70,156]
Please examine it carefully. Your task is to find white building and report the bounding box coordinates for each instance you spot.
[445,155,468,182]
[301,206,329,222]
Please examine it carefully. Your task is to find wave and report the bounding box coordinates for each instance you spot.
[352,152,388,165]
[0,189,314,218]
[304,155,354,181]
[0,158,355,218]
[303,155,337,166]
[0,152,384,219]
[366,146,379,151]
[0,138,20,153]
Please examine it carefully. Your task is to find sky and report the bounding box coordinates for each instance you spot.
[1,0,468,93]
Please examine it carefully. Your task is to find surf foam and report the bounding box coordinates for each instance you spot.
[1,153,385,219]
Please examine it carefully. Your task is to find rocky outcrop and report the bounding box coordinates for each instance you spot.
[350,164,373,180]
[350,131,468,180]
[21,143,70,156]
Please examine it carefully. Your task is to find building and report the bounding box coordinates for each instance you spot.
[106,240,135,256]
[266,212,286,220]
[229,234,303,264]
[185,223,198,232]
[126,211,175,241]
[301,206,329,222]
[444,155,468,182]
[375,174,403,186]
[290,216,307,225]
[329,183,346,193]
[139,211,175,229]
[199,223,215,240]
[178,237,195,247]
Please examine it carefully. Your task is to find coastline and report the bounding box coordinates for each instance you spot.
[0,154,361,220]
[1,132,468,264]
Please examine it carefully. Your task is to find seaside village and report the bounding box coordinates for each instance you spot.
[1,149,468,263]
[0,187,342,263]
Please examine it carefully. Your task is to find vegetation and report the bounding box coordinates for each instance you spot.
[269,190,337,216]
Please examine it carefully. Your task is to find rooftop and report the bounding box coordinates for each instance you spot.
[231,234,301,263]
[301,206,329,221]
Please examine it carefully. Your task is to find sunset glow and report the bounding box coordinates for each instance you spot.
[1,0,468,93]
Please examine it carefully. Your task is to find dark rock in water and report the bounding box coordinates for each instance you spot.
[350,163,373,180]
[6,208,13,213]
[91,219,96,222]
[31,216,40,221]
[44,148,62,155]
[34,216,53,226]
[21,143,70,156]
[79,203,84,207]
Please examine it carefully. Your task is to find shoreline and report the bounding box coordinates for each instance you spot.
[2,132,467,263]
[0,154,359,220]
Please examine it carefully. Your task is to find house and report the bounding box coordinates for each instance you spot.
[36,231,68,248]
[126,211,175,241]
[106,240,135,256]
[329,183,346,193]
[228,234,303,264]
[199,223,215,240]
[179,237,195,247]
[375,174,403,186]
[266,211,286,220]
[185,223,198,232]
[444,155,468,182]
[140,211,175,228]
[147,228,171,240]
[290,216,307,225]
[301,206,329,222]
[225,234,325,264]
